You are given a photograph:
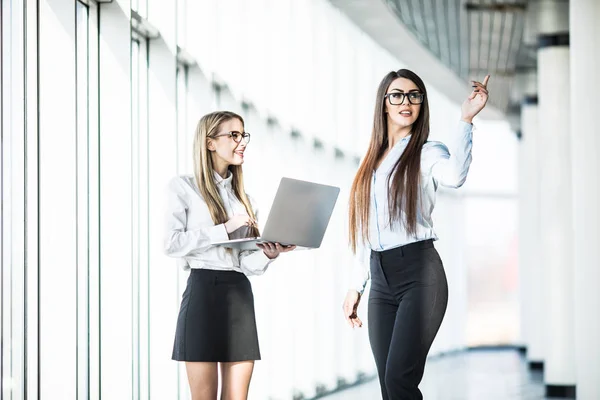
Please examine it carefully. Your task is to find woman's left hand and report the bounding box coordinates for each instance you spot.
[461,74,490,123]
[257,242,296,259]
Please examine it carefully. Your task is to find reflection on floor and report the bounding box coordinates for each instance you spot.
[318,348,572,400]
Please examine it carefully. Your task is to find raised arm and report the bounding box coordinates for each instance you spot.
[426,122,473,188]
[427,75,490,188]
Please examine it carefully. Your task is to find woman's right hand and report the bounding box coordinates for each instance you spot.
[343,290,363,328]
[224,214,256,234]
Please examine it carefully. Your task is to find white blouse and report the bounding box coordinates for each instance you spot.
[352,120,474,294]
[164,171,274,276]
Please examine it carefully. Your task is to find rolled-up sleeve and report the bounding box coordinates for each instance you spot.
[164,177,229,258]
[426,120,473,188]
[239,250,274,276]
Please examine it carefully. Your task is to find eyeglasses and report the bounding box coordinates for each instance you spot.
[213,131,251,144]
[384,92,425,105]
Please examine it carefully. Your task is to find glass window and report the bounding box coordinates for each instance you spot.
[132,0,148,19]
[1,0,26,396]
[76,2,90,398]
[84,0,101,396]
[176,0,187,47]
[176,64,190,174]
[36,0,80,395]
[74,1,100,397]
[24,0,41,395]
[465,197,519,346]
[131,36,151,399]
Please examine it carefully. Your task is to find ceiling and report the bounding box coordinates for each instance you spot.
[384,0,535,112]
[329,0,541,120]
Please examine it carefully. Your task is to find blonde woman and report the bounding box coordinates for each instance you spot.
[165,111,295,400]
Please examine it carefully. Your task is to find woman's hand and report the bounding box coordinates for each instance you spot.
[224,214,256,234]
[461,75,490,124]
[257,242,296,259]
[343,290,363,328]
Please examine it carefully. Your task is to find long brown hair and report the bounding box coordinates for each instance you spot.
[349,69,430,252]
[193,111,259,237]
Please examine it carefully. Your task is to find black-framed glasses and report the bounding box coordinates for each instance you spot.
[213,131,251,144]
[384,91,425,105]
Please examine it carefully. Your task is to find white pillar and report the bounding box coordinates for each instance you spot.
[571,0,600,398]
[517,71,543,367]
[536,0,576,396]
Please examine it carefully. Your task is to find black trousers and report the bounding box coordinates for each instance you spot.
[368,239,448,400]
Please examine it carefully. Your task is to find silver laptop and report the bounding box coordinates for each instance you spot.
[211,177,340,251]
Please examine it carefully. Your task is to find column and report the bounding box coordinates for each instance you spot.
[517,72,543,369]
[536,0,576,397]
[570,0,600,399]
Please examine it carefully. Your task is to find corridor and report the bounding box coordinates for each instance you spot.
[321,349,570,400]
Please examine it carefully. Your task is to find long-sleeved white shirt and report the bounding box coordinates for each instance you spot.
[164,171,274,276]
[352,120,473,294]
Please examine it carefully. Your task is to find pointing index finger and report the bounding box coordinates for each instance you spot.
[482,74,490,87]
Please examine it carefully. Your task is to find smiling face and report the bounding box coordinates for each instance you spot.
[207,118,247,171]
[384,77,423,131]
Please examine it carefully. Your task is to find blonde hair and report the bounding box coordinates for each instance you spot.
[193,111,259,237]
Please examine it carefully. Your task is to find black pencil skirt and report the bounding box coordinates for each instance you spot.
[172,268,261,362]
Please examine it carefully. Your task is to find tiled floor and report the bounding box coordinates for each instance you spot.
[319,349,571,400]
